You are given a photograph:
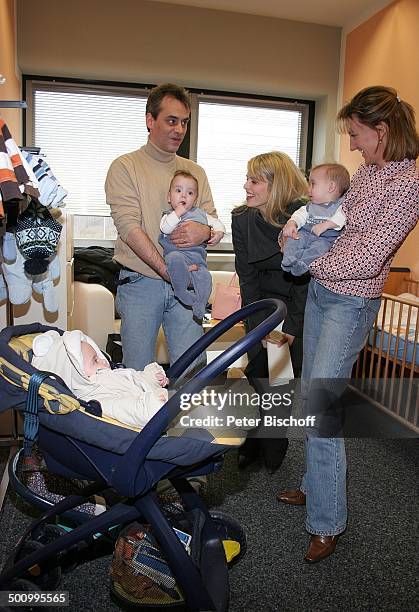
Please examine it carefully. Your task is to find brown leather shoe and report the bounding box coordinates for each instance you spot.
[276,489,306,505]
[304,535,338,563]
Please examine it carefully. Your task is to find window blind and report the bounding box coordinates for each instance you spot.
[28,80,311,243]
[196,99,307,241]
[32,86,149,216]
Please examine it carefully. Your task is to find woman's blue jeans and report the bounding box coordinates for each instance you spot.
[300,280,381,535]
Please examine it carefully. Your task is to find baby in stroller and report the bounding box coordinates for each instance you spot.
[0,298,285,610]
[31,329,169,428]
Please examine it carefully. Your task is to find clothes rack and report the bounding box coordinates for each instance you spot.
[20,146,41,154]
[0,101,27,108]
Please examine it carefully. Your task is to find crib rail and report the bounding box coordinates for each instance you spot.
[351,288,418,432]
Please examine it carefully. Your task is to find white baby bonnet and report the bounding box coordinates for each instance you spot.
[32,329,105,390]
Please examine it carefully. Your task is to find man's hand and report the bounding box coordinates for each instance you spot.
[207,230,224,246]
[126,225,170,280]
[161,265,171,283]
[164,264,197,291]
[170,220,211,248]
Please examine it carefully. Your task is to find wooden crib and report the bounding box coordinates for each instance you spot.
[350,269,418,433]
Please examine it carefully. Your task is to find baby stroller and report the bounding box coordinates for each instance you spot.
[0,299,285,611]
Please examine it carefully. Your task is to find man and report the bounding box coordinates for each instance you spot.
[105,83,223,372]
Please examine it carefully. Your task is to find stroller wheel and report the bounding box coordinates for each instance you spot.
[33,524,79,574]
[13,540,62,590]
[208,511,247,565]
[33,524,66,545]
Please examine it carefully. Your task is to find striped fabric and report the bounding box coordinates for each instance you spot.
[21,152,67,208]
[0,119,42,221]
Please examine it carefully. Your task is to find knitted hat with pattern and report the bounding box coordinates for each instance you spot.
[16,198,62,275]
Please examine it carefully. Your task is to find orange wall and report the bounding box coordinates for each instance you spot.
[340,0,419,276]
[0,0,21,141]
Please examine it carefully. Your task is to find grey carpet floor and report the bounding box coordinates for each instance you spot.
[0,438,417,611]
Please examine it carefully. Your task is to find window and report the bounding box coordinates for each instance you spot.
[195,97,309,243]
[27,82,149,239]
[26,79,312,245]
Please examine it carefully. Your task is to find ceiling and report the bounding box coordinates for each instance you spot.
[147,0,394,27]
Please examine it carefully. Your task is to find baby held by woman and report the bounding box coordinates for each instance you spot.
[31,330,169,428]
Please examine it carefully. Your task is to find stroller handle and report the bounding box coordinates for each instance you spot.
[167,298,286,381]
[112,298,286,490]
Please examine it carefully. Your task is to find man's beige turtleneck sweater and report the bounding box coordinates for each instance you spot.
[105,140,216,279]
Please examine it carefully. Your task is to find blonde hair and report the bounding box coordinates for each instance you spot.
[337,86,419,161]
[246,151,308,226]
[310,163,350,196]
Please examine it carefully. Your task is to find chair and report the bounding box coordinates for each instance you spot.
[72,271,244,362]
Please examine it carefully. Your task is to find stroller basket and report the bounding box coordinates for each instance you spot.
[0,299,286,611]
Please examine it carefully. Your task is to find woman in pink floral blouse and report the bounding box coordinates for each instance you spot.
[277,86,419,563]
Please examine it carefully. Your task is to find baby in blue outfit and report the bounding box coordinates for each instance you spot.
[159,170,225,319]
[281,163,350,276]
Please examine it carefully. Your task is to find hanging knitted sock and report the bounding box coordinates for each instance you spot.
[50,185,68,208]
[32,264,58,312]
[19,152,40,197]
[0,270,7,301]
[49,253,61,281]
[30,158,49,182]
[36,161,67,207]
[2,232,17,262]
[1,248,32,305]
[38,176,59,207]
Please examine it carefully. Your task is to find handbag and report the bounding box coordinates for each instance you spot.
[211,273,242,320]
[267,331,294,386]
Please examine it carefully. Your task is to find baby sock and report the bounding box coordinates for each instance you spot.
[50,185,68,208]
[0,271,7,302]
[38,176,59,207]
[49,253,61,281]
[1,248,32,305]
[32,265,58,313]
[2,232,17,262]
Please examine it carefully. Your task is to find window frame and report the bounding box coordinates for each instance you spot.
[23,75,315,251]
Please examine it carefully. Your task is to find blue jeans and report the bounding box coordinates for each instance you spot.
[115,269,205,373]
[281,226,340,276]
[300,280,381,535]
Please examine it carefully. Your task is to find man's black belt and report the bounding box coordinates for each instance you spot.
[116,265,138,286]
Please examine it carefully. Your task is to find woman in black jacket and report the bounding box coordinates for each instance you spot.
[232,151,310,472]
